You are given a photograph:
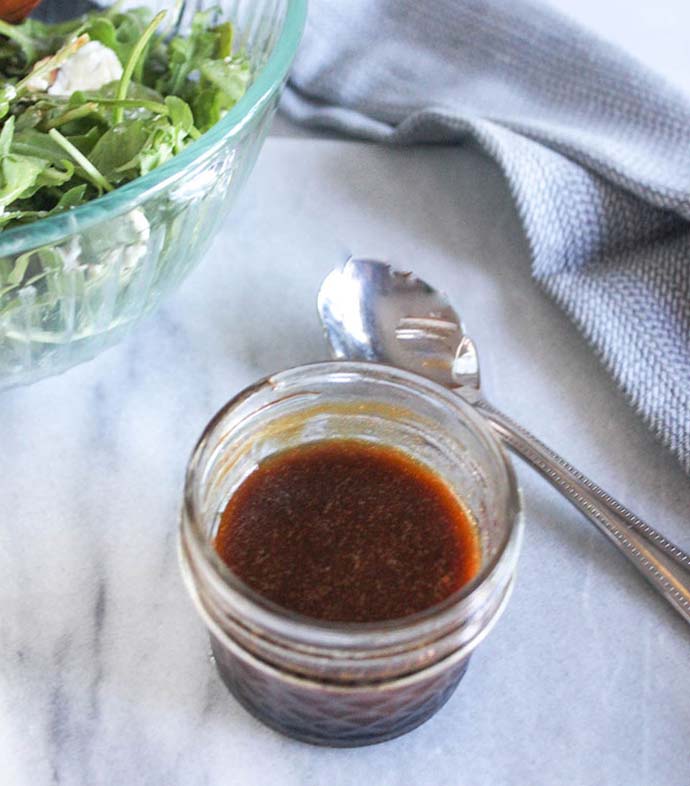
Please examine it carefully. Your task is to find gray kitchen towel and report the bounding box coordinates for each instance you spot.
[281,0,690,473]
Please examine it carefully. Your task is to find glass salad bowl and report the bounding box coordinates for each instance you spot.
[0,0,306,388]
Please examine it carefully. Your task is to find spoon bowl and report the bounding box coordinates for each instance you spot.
[318,258,471,388]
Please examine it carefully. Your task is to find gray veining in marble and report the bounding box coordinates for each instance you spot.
[1,137,688,786]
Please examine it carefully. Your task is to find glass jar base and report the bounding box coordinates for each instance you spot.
[210,635,470,747]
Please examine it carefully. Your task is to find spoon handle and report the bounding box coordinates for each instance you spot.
[474,398,690,625]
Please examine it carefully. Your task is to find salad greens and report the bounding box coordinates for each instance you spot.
[0,4,250,231]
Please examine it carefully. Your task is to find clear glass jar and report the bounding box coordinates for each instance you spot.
[180,362,522,747]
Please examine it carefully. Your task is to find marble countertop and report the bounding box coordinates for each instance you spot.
[2,1,690,782]
[2,137,689,786]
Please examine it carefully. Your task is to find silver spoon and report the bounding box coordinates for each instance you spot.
[318,257,690,625]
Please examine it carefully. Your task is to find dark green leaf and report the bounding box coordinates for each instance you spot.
[0,154,47,208]
[11,128,73,167]
[109,9,152,75]
[213,22,233,60]
[137,123,187,174]
[159,11,223,96]
[88,120,149,181]
[191,86,224,132]
[20,160,74,198]
[199,56,250,104]
[0,18,41,65]
[80,18,119,59]
[56,183,87,209]
[0,115,14,156]
[165,95,194,132]
[67,126,101,155]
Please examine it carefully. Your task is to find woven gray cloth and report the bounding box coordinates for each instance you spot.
[281,0,690,473]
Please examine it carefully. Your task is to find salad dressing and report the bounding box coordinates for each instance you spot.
[214,439,481,623]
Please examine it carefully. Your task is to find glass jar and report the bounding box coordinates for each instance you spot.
[180,362,522,747]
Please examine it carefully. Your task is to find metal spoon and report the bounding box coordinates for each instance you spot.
[317,257,690,625]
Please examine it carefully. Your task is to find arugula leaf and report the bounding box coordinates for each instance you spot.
[0,183,88,232]
[137,118,188,174]
[91,115,190,180]
[69,87,168,119]
[80,80,168,107]
[164,95,194,133]
[200,56,250,104]
[17,15,88,42]
[159,11,221,96]
[0,4,250,241]
[65,126,101,155]
[190,86,224,133]
[88,120,151,182]
[0,155,55,209]
[0,121,73,211]
[11,127,76,167]
[26,159,73,195]
[79,17,119,57]
[56,184,87,209]
[48,128,112,193]
[189,58,250,132]
[113,10,165,123]
[0,18,41,65]
[0,115,14,156]
[108,8,154,68]
[214,22,234,60]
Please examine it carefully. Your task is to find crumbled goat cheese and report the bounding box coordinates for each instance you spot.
[47,41,123,96]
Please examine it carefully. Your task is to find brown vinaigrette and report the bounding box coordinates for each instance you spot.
[214,440,481,623]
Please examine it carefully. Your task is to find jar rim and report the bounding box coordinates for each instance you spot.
[181,361,522,651]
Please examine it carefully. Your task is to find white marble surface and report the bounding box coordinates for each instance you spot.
[1,137,689,785]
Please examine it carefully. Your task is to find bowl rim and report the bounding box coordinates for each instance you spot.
[0,0,308,258]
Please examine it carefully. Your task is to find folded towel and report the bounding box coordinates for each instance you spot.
[282,0,690,473]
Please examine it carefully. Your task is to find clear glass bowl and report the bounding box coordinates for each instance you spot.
[0,0,307,388]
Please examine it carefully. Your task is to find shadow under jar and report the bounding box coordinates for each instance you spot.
[180,362,522,747]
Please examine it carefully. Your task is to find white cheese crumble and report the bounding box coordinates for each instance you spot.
[101,209,151,283]
[47,41,123,96]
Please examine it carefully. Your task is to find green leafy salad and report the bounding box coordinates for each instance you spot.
[0,4,250,231]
